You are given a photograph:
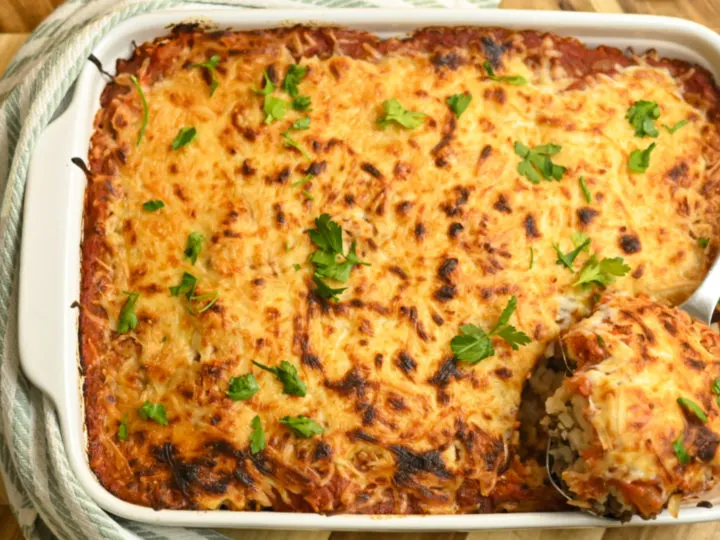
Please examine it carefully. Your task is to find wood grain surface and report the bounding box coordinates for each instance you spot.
[1,0,720,538]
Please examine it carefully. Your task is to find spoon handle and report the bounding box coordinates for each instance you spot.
[679,254,720,324]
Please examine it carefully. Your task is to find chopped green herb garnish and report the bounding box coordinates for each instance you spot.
[292,174,313,188]
[308,214,369,284]
[227,374,259,401]
[529,246,534,270]
[282,133,311,161]
[554,235,591,270]
[283,64,307,97]
[184,232,203,265]
[279,415,325,438]
[673,434,691,464]
[263,95,288,125]
[447,93,472,119]
[596,334,605,348]
[628,142,656,173]
[190,290,219,314]
[292,263,301,271]
[252,70,275,95]
[677,397,708,423]
[190,54,221,96]
[292,95,312,111]
[117,291,140,334]
[450,295,531,364]
[483,61,527,86]
[138,401,168,426]
[313,274,347,302]
[249,415,265,454]
[377,98,425,130]
[514,142,567,183]
[663,119,689,134]
[129,75,148,146]
[117,414,129,441]
[579,176,591,204]
[713,377,720,407]
[171,126,197,150]
[142,200,164,212]
[253,360,307,397]
[290,116,310,131]
[169,272,198,299]
[302,190,314,201]
[574,255,630,288]
[698,237,710,249]
[626,100,660,137]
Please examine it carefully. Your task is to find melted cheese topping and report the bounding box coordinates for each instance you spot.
[82,27,720,513]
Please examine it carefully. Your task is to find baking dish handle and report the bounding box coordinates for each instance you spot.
[18,97,82,408]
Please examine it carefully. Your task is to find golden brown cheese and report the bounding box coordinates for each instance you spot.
[81,25,720,513]
[546,293,720,520]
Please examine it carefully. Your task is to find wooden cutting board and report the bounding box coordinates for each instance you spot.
[1,0,719,538]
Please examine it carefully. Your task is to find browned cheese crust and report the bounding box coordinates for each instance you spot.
[81,25,720,513]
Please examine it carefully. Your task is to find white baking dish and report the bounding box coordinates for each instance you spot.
[18,7,720,530]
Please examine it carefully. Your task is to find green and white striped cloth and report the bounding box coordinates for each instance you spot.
[0,0,498,538]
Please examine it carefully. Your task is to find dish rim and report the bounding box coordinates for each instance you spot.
[18,7,720,529]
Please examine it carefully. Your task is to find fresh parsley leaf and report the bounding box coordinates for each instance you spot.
[253,360,307,397]
[129,75,148,146]
[190,291,219,314]
[574,255,631,288]
[184,232,203,265]
[628,142,656,173]
[227,374,259,401]
[596,334,605,348]
[292,174,313,188]
[311,251,353,282]
[171,126,197,150]
[282,133,311,161]
[450,324,493,364]
[283,64,307,97]
[698,237,710,249]
[514,141,566,183]
[169,272,198,299]
[483,61,527,85]
[252,70,275,95]
[494,325,532,350]
[292,263,301,271]
[663,119,689,134]
[249,415,265,454]
[447,93,472,119]
[673,435,691,465]
[291,116,310,131]
[117,291,140,334]
[677,397,708,423]
[190,54,221,96]
[626,100,660,137]
[302,190,314,201]
[142,200,164,212]
[554,236,592,270]
[138,401,168,426]
[263,96,288,125]
[308,214,343,254]
[579,176,591,204]
[117,414,129,441]
[313,273,347,302]
[451,295,530,364]
[712,377,720,396]
[292,95,312,111]
[377,98,426,130]
[279,415,325,438]
[529,246,534,270]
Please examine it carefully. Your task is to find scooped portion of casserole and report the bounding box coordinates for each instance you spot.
[546,293,720,520]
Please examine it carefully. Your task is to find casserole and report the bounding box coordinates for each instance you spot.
[18,8,720,530]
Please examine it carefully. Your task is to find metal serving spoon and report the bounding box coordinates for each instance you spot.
[546,254,720,501]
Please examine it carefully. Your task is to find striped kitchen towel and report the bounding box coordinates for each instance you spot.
[0,0,499,539]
